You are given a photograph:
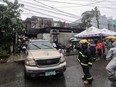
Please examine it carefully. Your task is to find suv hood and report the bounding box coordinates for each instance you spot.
[27,49,61,59]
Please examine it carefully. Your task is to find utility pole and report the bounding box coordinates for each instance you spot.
[11,18,17,53]
[95,7,100,29]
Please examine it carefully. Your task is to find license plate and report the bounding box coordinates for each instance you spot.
[45,71,56,76]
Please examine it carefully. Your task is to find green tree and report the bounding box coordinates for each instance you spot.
[81,7,100,28]
[0,0,24,57]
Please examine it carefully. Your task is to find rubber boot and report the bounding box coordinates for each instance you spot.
[93,58,96,62]
[88,78,93,85]
[82,76,86,81]
[83,80,89,85]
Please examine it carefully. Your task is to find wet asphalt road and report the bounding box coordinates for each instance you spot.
[0,55,111,87]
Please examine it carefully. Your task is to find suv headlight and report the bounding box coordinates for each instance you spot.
[25,59,36,66]
[60,54,65,63]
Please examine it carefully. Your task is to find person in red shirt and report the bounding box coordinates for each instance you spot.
[96,40,104,61]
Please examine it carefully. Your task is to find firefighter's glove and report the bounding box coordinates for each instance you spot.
[88,62,92,69]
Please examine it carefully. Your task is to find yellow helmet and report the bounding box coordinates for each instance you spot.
[18,39,21,42]
[79,39,88,44]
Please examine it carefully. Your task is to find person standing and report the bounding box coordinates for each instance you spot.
[96,40,103,61]
[106,57,116,87]
[77,39,93,85]
[89,40,96,62]
[52,41,57,49]
[106,41,116,61]
[104,40,110,57]
[105,41,116,87]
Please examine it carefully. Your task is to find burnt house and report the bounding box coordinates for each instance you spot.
[24,16,85,44]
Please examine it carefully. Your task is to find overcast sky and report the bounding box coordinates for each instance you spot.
[1,0,116,23]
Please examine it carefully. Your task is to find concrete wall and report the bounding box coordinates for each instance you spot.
[37,34,43,39]
[43,34,51,41]
[37,33,53,43]
[37,33,77,45]
[59,33,76,45]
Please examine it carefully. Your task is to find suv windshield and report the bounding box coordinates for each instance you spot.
[28,40,54,50]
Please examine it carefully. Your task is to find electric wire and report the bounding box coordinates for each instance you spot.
[20,0,116,25]
[19,1,80,18]
[19,0,115,18]
[38,0,116,9]
[21,0,116,10]
[19,1,79,18]
[22,12,113,27]
[32,0,116,19]
[35,0,105,6]
[32,0,96,5]
[34,0,116,10]
[55,4,116,9]
[23,7,74,22]
[33,0,79,17]
[20,1,80,22]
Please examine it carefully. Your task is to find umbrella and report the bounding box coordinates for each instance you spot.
[105,36,116,41]
[69,37,79,42]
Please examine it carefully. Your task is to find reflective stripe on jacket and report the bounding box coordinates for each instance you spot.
[78,48,93,66]
[79,51,87,57]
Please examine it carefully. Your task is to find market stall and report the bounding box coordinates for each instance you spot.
[100,28,116,36]
[74,26,107,38]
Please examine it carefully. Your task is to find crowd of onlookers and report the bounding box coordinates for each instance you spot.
[54,38,116,86]
[52,38,116,60]
[61,38,116,61]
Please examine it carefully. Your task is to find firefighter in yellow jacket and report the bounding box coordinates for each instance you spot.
[77,39,93,85]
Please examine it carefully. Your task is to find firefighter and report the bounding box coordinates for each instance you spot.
[77,39,93,85]
[89,41,96,62]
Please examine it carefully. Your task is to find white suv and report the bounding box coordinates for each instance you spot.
[24,39,66,78]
